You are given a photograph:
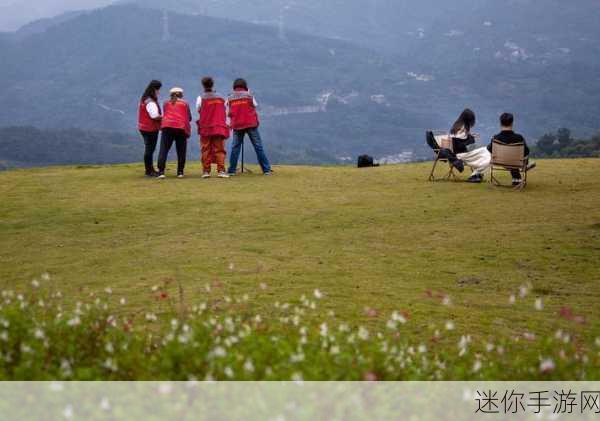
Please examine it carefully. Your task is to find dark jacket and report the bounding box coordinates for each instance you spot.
[488,130,530,156]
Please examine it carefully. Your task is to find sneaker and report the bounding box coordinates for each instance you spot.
[467,173,483,183]
[264,171,273,176]
[512,179,522,187]
[202,172,211,179]
[177,174,185,179]
[218,172,230,178]
[157,174,166,179]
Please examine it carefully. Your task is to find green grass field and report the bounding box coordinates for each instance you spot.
[0,159,599,379]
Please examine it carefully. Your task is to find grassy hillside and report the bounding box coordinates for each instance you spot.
[0,159,598,379]
[2,160,599,330]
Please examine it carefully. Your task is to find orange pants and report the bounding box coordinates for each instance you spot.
[200,136,226,173]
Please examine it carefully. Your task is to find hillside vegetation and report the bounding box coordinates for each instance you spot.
[0,160,598,379]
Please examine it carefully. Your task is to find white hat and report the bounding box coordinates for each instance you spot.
[170,87,184,95]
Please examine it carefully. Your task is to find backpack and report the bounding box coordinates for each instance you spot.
[357,155,379,168]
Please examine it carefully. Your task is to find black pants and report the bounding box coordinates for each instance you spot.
[140,130,159,174]
[157,128,188,175]
[512,157,529,180]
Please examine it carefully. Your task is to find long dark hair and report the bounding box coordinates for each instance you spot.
[141,80,162,103]
[451,108,476,135]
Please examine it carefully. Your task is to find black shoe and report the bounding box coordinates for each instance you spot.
[467,174,483,183]
[512,180,522,187]
[145,171,159,178]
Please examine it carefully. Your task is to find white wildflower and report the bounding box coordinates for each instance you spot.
[472,360,482,373]
[291,372,303,382]
[290,353,305,363]
[41,273,51,281]
[391,311,407,324]
[224,366,234,378]
[445,321,455,331]
[104,287,112,295]
[34,329,45,340]
[314,289,323,299]
[244,360,255,373]
[67,316,81,327]
[31,280,40,289]
[358,326,369,341]
[534,298,543,311]
[418,344,427,354]
[145,313,157,322]
[330,345,340,355]
[119,298,126,305]
[540,358,555,373]
[212,346,227,358]
[319,323,328,337]
[442,296,452,306]
[102,358,118,372]
[519,285,528,298]
[105,342,114,354]
[509,295,516,304]
[259,282,267,290]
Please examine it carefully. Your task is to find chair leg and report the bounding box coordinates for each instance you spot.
[429,158,439,182]
[490,167,500,186]
[445,165,454,181]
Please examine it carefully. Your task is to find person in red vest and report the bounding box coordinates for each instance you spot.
[196,77,231,178]
[227,78,272,176]
[157,87,192,179]
[137,80,162,177]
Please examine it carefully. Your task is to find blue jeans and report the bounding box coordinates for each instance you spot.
[228,127,272,174]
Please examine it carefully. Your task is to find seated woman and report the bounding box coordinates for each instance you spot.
[442,109,491,183]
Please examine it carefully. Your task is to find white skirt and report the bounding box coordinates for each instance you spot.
[457,147,491,174]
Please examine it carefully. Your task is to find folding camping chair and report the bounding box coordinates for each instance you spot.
[489,139,528,190]
[426,130,457,182]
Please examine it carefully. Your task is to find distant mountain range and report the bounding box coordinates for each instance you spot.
[0,0,111,31]
[1,1,599,167]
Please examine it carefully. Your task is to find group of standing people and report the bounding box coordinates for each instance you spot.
[436,109,535,186]
[137,78,272,179]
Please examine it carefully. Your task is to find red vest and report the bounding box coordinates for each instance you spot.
[161,99,191,138]
[197,93,230,139]
[228,90,259,130]
[137,99,161,132]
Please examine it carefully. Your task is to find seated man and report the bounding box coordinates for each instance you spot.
[487,113,536,186]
